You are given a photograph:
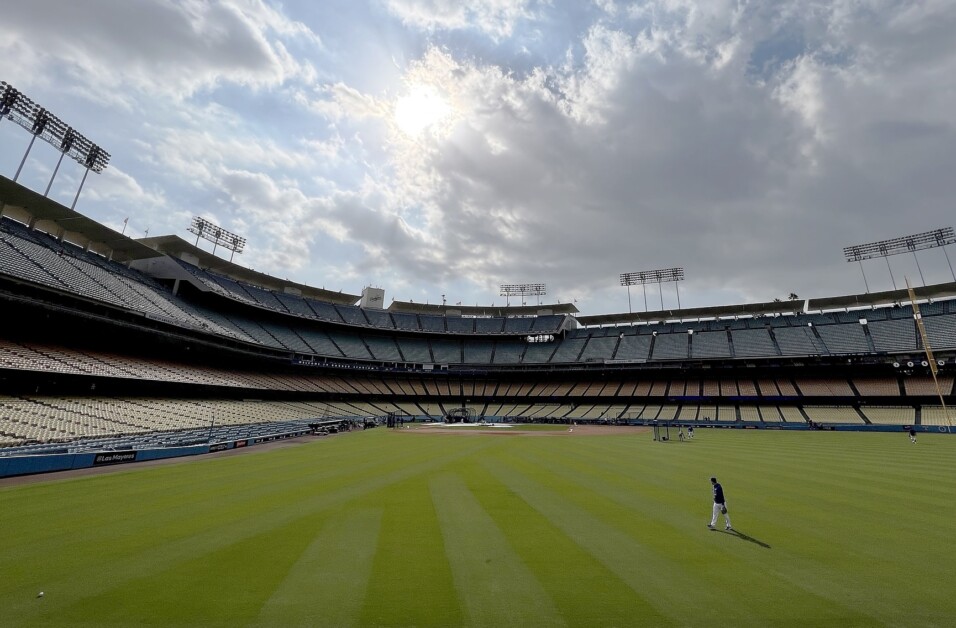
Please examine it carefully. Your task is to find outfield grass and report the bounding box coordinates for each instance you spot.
[3,428,955,627]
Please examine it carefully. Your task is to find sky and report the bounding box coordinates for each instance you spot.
[1,0,956,315]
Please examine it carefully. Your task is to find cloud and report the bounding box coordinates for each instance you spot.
[308,82,391,122]
[0,0,317,99]
[3,0,956,313]
[382,0,542,39]
[316,1,956,309]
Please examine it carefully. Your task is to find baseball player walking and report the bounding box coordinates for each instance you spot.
[708,476,732,530]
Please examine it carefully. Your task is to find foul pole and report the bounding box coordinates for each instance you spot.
[906,278,953,432]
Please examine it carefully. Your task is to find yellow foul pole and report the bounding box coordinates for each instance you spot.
[906,278,953,431]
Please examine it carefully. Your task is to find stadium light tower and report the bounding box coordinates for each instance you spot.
[0,82,21,134]
[14,106,51,182]
[44,126,77,196]
[0,80,111,208]
[499,283,547,306]
[619,272,642,313]
[620,267,685,312]
[844,227,956,293]
[70,142,109,210]
[188,217,246,261]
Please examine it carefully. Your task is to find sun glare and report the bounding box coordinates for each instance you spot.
[394,85,451,137]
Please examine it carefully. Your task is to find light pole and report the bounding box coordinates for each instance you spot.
[0,81,111,209]
[620,268,685,313]
[188,217,246,261]
[499,283,547,307]
[844,228,956,293]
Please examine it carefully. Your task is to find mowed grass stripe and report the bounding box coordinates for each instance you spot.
[487,437,883,627]
[543,439,893,625]
[359,475,463,627]
[49,507,334,627]
[545,431,953,625]
[457,458,667,627]
[570,431,954,528]
[2,433,486,620]
[0,435,428,561]
[430,472,564,627]
[3,428,956,626]
[719,435,956,625]
[481,447,745,626]
[706,433,956,486]
[253,507,383,628]
[715,434,956,541]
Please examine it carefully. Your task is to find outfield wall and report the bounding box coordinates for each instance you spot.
[0,428,311,478]
[653,421,952,434]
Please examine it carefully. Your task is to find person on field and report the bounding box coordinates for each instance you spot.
[708,476,732,530]
[908,426,917,443]
[687,425,694,439]
[678,425,685,441]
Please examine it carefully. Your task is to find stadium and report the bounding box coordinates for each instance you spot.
[2,165,954,457]
[2,82,956,624]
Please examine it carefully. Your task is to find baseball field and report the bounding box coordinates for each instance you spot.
[2,425,954,627]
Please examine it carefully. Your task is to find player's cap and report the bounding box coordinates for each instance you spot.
[710,477,716,482]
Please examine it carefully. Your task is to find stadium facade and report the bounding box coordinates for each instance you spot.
[1,174,955,468]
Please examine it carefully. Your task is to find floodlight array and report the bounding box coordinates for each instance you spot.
[188,216,246,254]
[499,283,547,297]
[844,228,955,262]
[620,267,685,286]
[0,81,111,173]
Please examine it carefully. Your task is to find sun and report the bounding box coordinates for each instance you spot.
[394,85,451,137]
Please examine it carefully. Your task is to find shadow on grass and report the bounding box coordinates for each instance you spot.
[716,528,771,549]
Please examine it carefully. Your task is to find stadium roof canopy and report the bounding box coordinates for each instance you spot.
[388,300,578,317]
[0,176,160,263]
[577,282,956,327]
[139,234,361,305]
[576,300,798,326]
[806,282,956,311]
[0,176,359,305]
